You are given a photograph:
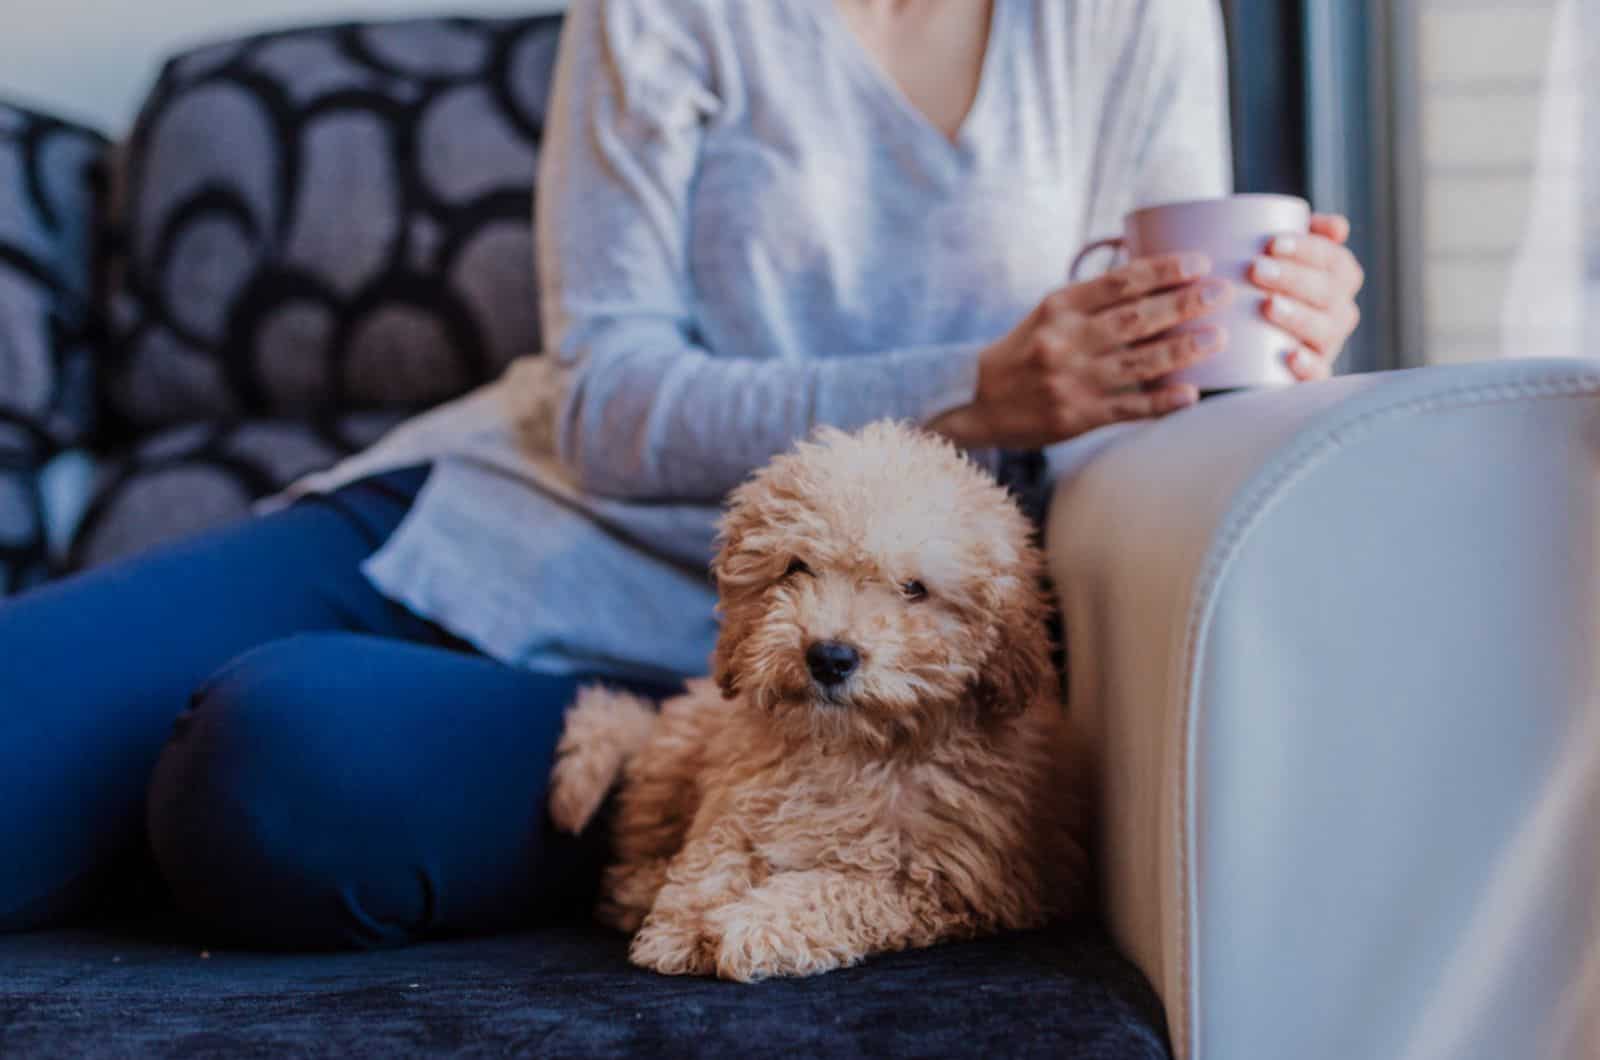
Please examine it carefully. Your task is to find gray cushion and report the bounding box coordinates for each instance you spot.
[0,101,107,593]
[0,434,50,595]
[68,414,402,571]
[104,15,563,431]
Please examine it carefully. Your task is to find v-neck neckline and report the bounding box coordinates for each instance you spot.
[818,0,1008,159]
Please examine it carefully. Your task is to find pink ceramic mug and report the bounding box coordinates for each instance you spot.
[1070,194,1312,391]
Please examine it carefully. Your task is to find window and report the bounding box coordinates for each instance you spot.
[1396,0,1584,364]
[1224,0,1590,370]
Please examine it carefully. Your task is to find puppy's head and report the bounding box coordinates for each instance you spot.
[711,420,1056,754]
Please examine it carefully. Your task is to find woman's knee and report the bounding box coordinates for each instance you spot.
[146,634,430,950]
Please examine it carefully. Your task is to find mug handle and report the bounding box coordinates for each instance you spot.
[1069,236,1127,283]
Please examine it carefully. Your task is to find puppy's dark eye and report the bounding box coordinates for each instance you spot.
[901,579,929,602]
[784,558,813,579]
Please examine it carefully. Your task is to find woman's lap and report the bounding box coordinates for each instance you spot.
[0,467,675,945]
[146,633,649,949]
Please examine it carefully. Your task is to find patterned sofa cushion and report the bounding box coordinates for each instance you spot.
[0,102,108,592]
[68,413,405,570]
[0,447,50,595]
[104,15,563,432]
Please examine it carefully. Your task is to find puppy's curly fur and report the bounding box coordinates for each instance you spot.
[549,421,1090,982]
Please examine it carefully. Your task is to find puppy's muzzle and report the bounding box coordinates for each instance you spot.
[805,640,860,687]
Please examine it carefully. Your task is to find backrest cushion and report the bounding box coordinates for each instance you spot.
[0,454,48,595]
[0,101,107,592]
[67,413,406,571]
[104,15,563,431]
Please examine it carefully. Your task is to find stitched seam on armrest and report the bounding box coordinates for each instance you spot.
[1170,370,1600,1060]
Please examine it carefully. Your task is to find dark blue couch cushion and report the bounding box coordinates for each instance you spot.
[0,919,1170,1058]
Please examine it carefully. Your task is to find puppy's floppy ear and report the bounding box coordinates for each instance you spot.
[971,565,1058,719]
[709,485,763,701]
[710,616,743,700]
[708,553,747,699]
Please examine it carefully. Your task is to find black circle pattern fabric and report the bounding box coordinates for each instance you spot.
[104,15,564,433]
[0,443,51,595]
[0,101,108,593]
[67,412,406,571]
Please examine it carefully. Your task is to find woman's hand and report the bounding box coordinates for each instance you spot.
[1250,213,1365,381]
[931,254,1235,450]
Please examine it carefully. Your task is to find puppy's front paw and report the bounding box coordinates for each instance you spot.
[711,907,849,982]
[547,686,657,835]
[629,912,719,977]
[547,767,608,836]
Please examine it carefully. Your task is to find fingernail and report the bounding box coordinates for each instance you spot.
[1295,349,1318,373]
[1180,252,1211,278]
[1268,294,1295,320]
[1203,281,1229,305]
[1272,236,1299,256]
[1254,257,1281,282]
[1173,387,1199,408]
[1197,327,1226,352]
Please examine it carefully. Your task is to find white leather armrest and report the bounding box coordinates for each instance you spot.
[1046,360,1600,1060]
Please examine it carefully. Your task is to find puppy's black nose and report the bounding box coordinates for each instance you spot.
[806,640,860,685]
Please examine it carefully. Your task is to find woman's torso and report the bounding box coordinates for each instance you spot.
[285,0,1227,681]
[686,0,1093,367]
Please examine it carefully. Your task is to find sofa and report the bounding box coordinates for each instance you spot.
[6,11,1597,1060]
[1049,359,1600,1059]
[1,16,564,590]
[0,13,1170,1058]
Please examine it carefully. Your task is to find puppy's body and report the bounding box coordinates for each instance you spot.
[550,422,1090,982]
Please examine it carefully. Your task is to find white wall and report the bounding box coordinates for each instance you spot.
[0,0,569,133]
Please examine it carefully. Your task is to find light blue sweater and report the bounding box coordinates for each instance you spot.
[283,0,1231,683]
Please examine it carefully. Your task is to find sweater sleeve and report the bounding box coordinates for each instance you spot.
[536,0,986,503]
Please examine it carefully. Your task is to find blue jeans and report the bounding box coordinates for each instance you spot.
[0,467,677,949]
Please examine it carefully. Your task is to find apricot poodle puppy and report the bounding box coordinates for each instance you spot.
[548,420,1090,982]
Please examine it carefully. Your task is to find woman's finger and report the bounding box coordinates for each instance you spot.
[1087,279,1233,351]
[1094,382,1199,427]
[1286,344,1333,381]
[1310,213,1351,245]
[1094,327,1226,388]
[1068,252,1212,314]
[1263,294,1342,354]
[1268,233,1364,296]
[1250,255,1336,310]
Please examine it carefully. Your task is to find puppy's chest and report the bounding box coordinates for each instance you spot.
[701,766,952,873]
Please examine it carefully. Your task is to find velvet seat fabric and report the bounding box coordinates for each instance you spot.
[0,919,1170,1058]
